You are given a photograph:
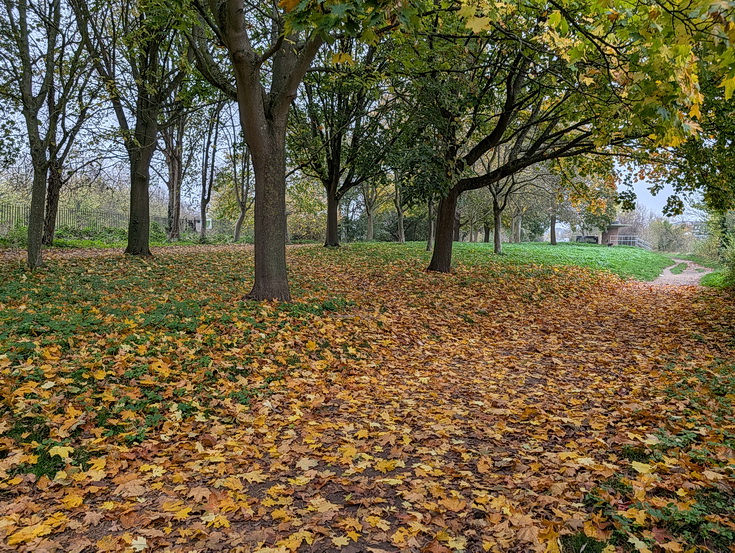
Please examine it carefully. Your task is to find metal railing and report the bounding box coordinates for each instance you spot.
[613,235,652,251]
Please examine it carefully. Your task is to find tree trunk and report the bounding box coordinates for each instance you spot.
[234,209,246,242]
[396,206,405,243]
[493,203,503,254]
[324,190,340,246]
[247,120,291,301]
[513,214,522,243]
[42,160,62,246]
[483,222,491,243]
[427,199,435,251]
[427,188,459,272]
[27,152,47,270]
[453,214,461,242]
[124,113,156,256]
[366,210,374,241]
[166,160,181,241]
[550,213,557,245]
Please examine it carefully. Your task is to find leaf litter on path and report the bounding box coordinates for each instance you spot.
[0,244,733,552]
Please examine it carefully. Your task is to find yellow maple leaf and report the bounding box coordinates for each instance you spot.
[7,523,53,545]
[48,445,74,460]
[631,461,653,474]
[331,535,350,547]
[61,492,84,509]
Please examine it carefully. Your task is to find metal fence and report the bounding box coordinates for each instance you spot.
[614,235,653,251]
[0,203,235,238]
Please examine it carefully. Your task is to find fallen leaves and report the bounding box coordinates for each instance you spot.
[1,244,734,552]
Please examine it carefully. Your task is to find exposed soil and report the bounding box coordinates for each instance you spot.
[651,258,714,286]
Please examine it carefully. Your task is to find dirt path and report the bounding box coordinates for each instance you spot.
[652,257,714,285]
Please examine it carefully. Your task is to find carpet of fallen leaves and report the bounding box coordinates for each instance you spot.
[0,244,734,553]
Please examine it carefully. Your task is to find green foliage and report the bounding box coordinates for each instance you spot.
[669,262,689,275]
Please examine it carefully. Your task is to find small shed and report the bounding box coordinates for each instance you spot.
[601,221,629,246]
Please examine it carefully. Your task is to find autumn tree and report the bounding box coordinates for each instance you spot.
[393,3,723,273]
[190,0,403,300]
[289,40,395,247]
[71,0,189,255]
[0,0,95,268]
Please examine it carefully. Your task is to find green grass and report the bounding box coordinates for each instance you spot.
[397,241,674,281]
[667,253,723,269]
[669,262,688,275]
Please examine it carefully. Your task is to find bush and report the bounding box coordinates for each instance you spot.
[0,223,28,247]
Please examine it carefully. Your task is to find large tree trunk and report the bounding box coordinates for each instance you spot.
[426,199,435,251]
[125,113,156,256]
[247,120,290,301]
[550,213,557,245]
[453,214,461,242]
[493,203,502,254]
[42,160,62,246]
[427,188,459,272]
[324,190,340,246]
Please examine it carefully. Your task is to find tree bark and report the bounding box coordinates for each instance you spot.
[27,150,47,269]
[427,188,459,272]
[125,140,155,256]
[324,190,340,246]
[366,209,374,241]
[483,222,491,243]
[426,199,435,251]
[493,202,503,254]
[42,160,62,246]
[247,120,291,301]
[453,214,461,242]
[234,209,246,242]
[550,213,557,245]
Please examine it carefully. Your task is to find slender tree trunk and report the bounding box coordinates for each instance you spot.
[396,206,405,243]
[27,149,48,269]
[234,209,246,242]
[427,188,459,272]
[513,214,522,243]
[483,222,491,243]
[493,203,503,254]
[366,209,374,241]
[166,152,181,241]
[247,119,290,301]
[426,199,435,251]
[125,112,156,256]
[453,214,461,242]
[324,190,340,246]
[42,160,62,246]
[550,213,557,245]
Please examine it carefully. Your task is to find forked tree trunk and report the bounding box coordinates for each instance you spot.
[427,189,459,272]
[325,190,340,246]
[550,213,557,245]
[42,160,62,246]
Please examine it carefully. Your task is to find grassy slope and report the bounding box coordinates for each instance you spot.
[396,241,674,281]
